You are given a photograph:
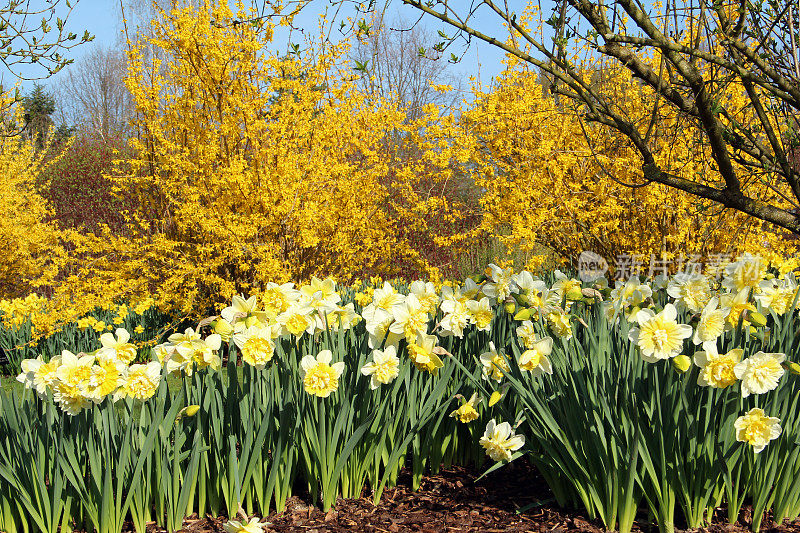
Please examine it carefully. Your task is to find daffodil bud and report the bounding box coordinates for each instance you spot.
[582,288,602,300]
[489,390,503,406]
[213,319,233,341]
[672,355,691,373]
[748,311,767,328]
[472,274,487,283]
[515,293,529,305]
[513,308,533,321]
[504,301,516,314]
[566,286,584,301]
[788,362,800,375]
[176,405,201,422]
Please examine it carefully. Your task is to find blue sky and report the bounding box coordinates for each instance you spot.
[3,0,523,101]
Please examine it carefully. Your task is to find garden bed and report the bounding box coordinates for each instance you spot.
[160,460,800,533]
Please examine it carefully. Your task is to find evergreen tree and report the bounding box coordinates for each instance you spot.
[22,84,56,149]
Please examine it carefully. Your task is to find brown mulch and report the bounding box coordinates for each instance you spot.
[171,459,800,533]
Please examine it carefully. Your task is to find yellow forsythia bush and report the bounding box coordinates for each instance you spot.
[453,58,800,269]
[0,94,65,300]
[35,0,467,320]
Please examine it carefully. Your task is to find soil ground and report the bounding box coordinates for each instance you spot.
[169,459,800,533]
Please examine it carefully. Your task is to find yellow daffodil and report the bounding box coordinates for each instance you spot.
[17,355,60,396]
[54,350,94,390]
[212,318,234,342]
[174,334,222,372]
[466,297,494,332]
[97,327,138,365]
[84,361,123,402]
[693,297,728,346]
[672,354,692,373]
[439,300,470,338]
[479,419,525,462]
[407,333,444,375]
[615,278,648,304]
[720,289,756,329]
[734,408,781,453]
[223,517,265,533]
[262,281,300,315]
[479,342,509,382]
[693,345,742,388]
[321,303,361,330]
[277,304,315,337]
[628,303,692,362]
[390,294,429,341]
[221,294,270,333]
[233,325,275,369]
[299,277,341,310]
[51,350,95,415]
[481,263,515,302]
[723,253,767,293]
[449,392,480,423]
[515,320,538,349]
[300,350,345,398]
[362,305,399,349]
[518,336,553,376]
[371,281,406,312]
[115,361,162,401]
[755,275,799,315]
[409,280,439,315]
[551,270,582,301]
[512,271,549,308]
[168,327,202,344]
[547,308,573,340]
[666,273,710,313]
[734,351,786,397]
[360,345,400,389]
